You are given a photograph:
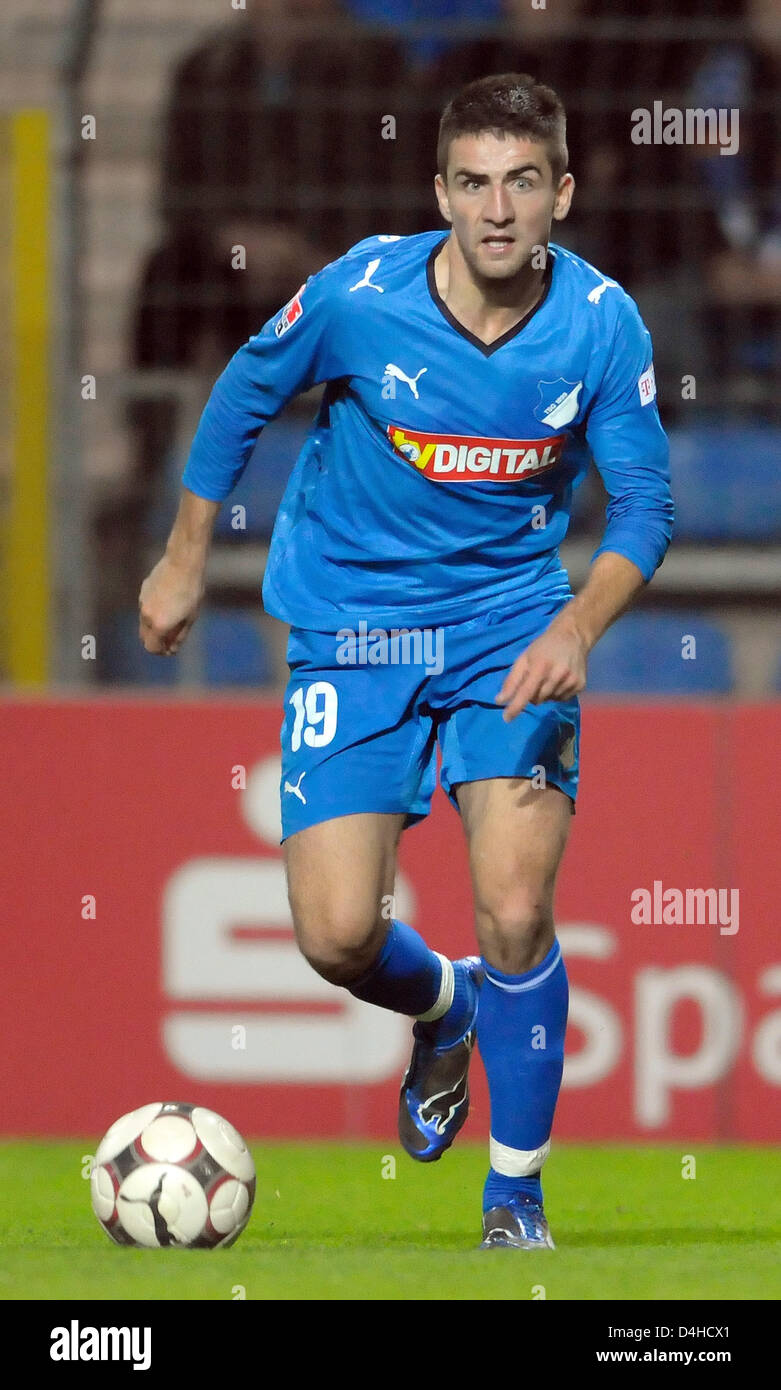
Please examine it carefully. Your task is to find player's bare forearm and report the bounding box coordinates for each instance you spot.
[138,488,221,655]
[164,487,221,568]
[554,551,646,650]
[496,552,645,719]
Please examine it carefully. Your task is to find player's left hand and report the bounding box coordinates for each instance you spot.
[496,615,589,720]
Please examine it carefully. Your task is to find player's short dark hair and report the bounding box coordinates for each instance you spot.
[437,73,568,184]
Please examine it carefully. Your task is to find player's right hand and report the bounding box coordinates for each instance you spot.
[138,555,205,655]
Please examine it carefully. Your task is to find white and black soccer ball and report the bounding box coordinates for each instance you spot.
[90,1102,256,1249]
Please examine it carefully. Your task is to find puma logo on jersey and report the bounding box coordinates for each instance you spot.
[349,259,384,293]
[283,771,307,804]
[587,276,619,304]
[384,363,427,398]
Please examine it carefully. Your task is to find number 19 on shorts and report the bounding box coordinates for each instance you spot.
[289,682,338,751]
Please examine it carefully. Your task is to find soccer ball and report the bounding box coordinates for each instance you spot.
[90,1101,256,1249]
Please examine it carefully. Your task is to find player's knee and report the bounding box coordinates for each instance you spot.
[290,902,385,986]
[299,935,382,987]
[476,897,555,974]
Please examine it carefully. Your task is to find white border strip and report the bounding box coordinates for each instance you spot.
[490,1136,551,1176]
[483,942,562,993]
[416,953,454,1022]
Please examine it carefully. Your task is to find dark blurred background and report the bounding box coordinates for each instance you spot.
[3,0,779,695]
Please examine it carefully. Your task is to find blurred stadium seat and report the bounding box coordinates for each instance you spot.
[585,612,734,694]
[139,414,313,545]
[212,418,314,541]
[99,609,273,687]
[98,612,180,686]
[669,422,781,541]
[344,0,503,63]
[201,610,274,687]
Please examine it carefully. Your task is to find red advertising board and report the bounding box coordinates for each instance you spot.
[1,697,778,1141]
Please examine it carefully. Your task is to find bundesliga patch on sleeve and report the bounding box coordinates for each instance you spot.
[637,364,656,405]
[274,284,306,338]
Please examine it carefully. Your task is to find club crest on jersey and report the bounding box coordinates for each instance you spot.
[534,379,583,429]
[387,425,566,483]
[274,284,306,338]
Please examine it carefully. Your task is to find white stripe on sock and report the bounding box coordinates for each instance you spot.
[490,1136,551,1176]
[416,953,455,1022]
[483,942,561,993]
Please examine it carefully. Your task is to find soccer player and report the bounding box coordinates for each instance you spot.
[139,74,673,1249]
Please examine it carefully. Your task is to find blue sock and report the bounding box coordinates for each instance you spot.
[483,1168,543,1210]
[416,959,474,1047]
[347,919,446,1018]
[477,939,568,1213]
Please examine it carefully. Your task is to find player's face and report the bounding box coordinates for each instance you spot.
[435,132,574,281]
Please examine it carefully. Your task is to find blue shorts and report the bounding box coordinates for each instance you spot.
[278,597,580,841]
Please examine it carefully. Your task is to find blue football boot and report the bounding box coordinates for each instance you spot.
[398,956,483,1162]
[480,1195,556,1250]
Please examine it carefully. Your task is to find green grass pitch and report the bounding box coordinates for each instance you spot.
[0,1142,778,1301]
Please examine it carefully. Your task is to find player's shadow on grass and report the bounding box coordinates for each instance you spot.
[559,1228,773,1249]
[363,1227,775,1251]
[258,1227,776,1250]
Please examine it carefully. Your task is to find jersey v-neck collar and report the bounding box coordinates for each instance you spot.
[425,235,555,357]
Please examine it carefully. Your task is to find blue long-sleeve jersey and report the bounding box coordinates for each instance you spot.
[182,232,674,630]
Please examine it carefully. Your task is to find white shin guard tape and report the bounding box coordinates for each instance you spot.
[490,1136,551,1176]
[416,953,455,1022]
